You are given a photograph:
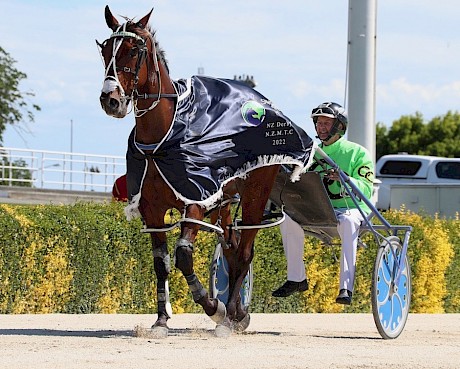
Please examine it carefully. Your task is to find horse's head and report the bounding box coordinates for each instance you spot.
[98,6,161,118]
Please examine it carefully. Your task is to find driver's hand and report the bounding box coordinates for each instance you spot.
[325,169,340,181]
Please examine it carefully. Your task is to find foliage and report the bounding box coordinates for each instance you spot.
[382,209,454,313]
[443,213,460,312]
[0,202,458,314]
[376,111,460,159]
[0,46,40,143]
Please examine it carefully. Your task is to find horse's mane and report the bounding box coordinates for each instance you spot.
[145,26,169,73]
[123,19,169,73]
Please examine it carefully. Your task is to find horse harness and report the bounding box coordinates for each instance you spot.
[102,24,288,235]
[100,22,177,117]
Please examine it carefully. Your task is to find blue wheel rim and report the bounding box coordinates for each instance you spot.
[214,253,230,304]
[376,243,410,336]
[213,252,252,307]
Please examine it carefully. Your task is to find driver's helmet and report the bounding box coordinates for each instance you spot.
[311,102,348,140]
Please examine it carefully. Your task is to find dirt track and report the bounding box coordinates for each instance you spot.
[0,313,459,369]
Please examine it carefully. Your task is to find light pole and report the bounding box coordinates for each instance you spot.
[70,119,73,190]
[347,0,377,162]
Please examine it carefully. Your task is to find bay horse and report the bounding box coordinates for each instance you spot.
[98,6,314,337]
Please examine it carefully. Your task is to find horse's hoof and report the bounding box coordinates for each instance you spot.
[150,325,168,339]
[209,299,226,324]
[233,313,251,332]
[215,323,232,338]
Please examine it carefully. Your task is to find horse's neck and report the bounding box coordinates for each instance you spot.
[135,102,174,145]
[135,68,175,145]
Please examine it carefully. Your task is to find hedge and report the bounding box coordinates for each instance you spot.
[0,202,458,314]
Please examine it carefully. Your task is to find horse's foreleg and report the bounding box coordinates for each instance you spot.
[175,238,224,321]
[174,206,223,321]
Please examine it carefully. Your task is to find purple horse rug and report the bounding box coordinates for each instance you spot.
[125,75,316,219]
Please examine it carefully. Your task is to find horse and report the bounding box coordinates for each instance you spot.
[98,6,314,337]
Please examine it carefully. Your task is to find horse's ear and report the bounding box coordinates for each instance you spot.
[136,8,153,29]
[105,5,120,31]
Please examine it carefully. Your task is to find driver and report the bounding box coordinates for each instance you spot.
[272,102,375,305]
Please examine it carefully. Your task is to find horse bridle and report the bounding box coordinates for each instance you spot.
[100,23,177,117]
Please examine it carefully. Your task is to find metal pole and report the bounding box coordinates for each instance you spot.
[70,119,73,190]
[347,0,377,162]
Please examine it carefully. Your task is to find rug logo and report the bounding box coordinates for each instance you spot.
[241,101,266,126]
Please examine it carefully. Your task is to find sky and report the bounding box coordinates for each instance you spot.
[1,0,459,158]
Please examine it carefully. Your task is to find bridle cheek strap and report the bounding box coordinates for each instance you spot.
[103,23,177,117]
[134,33,163,117]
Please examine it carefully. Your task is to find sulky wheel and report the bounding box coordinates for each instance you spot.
[209,242,253,309]
[371,235,411,339]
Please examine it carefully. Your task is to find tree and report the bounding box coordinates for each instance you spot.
[375,123,390,160]
[420,111,460,158]
[386,112,425,155]
[0,46,40,143]
[376,111,460,159]
[0,156,32,187]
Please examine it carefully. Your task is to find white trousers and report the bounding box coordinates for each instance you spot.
[279,209,364,292]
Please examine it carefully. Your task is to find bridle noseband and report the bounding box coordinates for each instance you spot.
[101,24,177,117]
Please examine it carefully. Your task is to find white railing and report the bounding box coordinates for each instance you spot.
[0,147,126,192]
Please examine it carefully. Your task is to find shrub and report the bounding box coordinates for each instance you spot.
[0,203,458,313]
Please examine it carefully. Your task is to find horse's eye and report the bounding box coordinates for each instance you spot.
[129,47,138,57]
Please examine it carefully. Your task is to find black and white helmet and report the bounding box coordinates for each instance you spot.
[311,102,348,141]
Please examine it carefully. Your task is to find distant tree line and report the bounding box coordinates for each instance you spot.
[376,111,460,160]
[0,46,40,143]
[0,46,40,187]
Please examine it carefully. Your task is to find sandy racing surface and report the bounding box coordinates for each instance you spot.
[0,313,458,369]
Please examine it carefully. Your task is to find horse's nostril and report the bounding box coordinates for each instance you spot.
[109,98,119,110]
[99,94,120,112]
[100,93,109,103]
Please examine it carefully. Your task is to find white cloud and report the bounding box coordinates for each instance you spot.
[376,78,460,124]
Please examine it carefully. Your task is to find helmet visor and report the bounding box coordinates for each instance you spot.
[311,106,336,119]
